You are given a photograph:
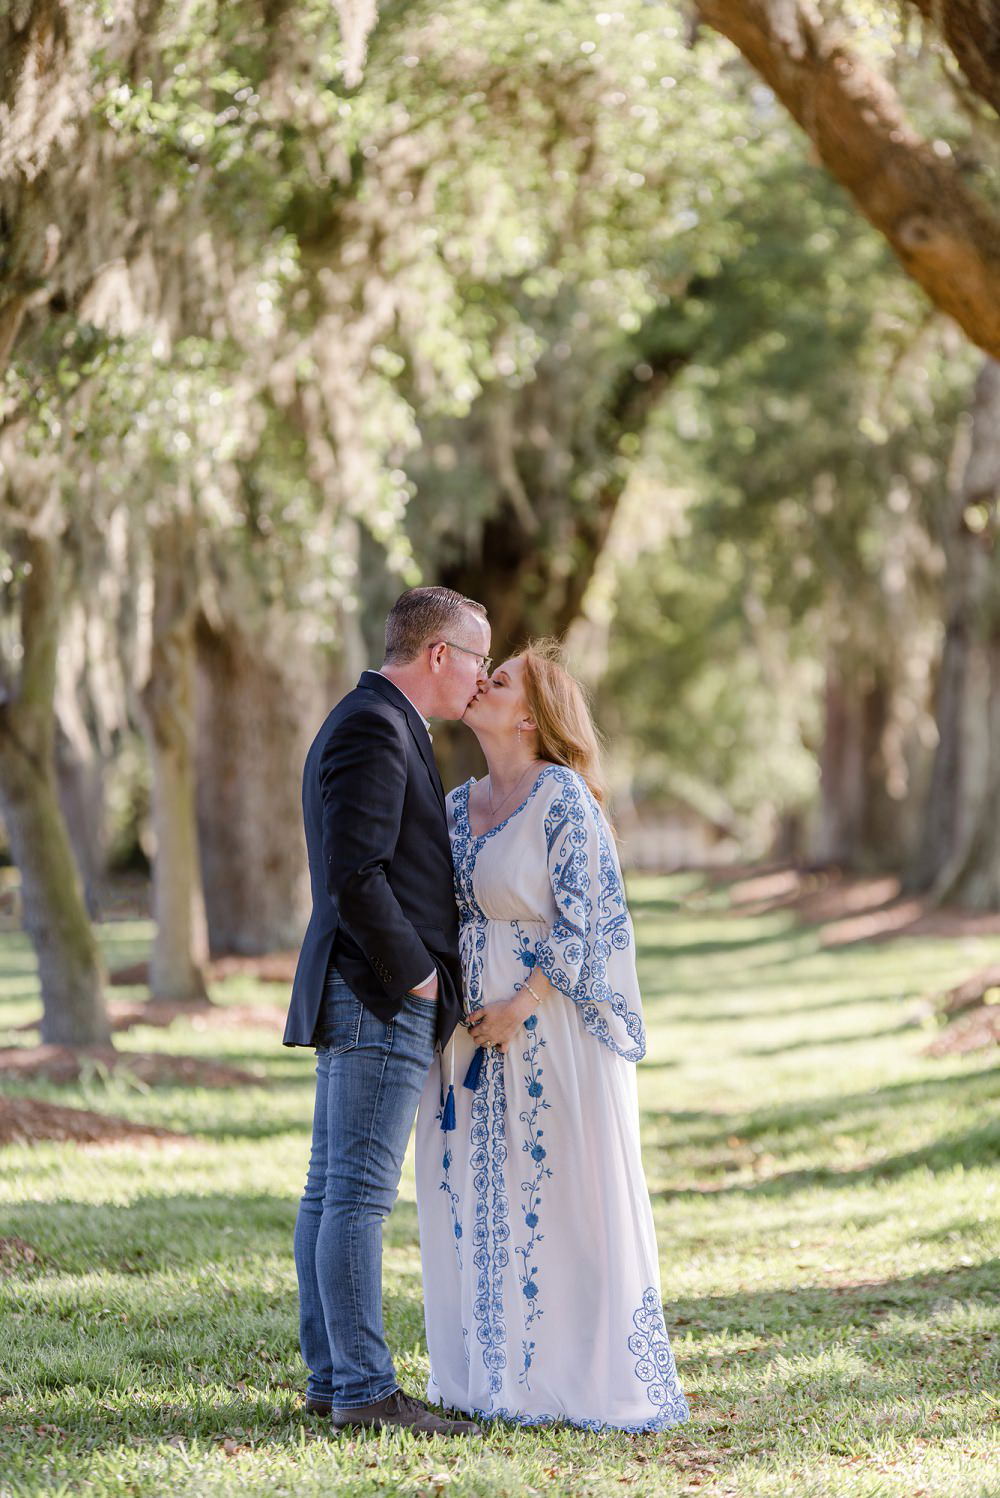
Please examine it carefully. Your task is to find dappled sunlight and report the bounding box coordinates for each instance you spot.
[3,873,998,1493]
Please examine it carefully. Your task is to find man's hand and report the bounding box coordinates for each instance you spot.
[466,990,535,1054]
[410,970,439,1001]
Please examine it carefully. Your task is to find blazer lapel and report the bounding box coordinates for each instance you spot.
[359,671,447,814]
[407,715,448,814]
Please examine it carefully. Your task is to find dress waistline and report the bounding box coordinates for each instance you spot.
[458,914,548,926]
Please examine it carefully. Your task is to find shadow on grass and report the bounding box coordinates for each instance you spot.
[0,1191,423,1276]
[638,928,806,964]
[657,1118,1000,1199]
[643,981,915,1020]
[669,1258,1000,1340]
[1,1259,993,1463]
[743,1018,919,1056]
[646,1066,998,1137]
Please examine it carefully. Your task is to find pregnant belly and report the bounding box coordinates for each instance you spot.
[458,917,547,1011]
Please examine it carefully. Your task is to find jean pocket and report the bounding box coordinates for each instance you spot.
[316,988,365,1054]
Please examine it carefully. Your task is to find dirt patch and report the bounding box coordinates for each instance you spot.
[930,964,1000,1017]
[710,864,1000,1056]
[107,999,284,1034]
[0,1045,265,1088]
[924,1006,1000,1057]
[719,864,1000,945]
[0,1236,43,1273]
[110,953,297,987]
[15,998,285,1037]
[0,1096,190,1148]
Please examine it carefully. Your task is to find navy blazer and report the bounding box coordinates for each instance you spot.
[283,671,464,1051]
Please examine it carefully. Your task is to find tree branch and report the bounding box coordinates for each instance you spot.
[694,0,1000,357]
[903,0,1000,116]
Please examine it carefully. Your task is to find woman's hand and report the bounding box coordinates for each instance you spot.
[466,990,535,1054]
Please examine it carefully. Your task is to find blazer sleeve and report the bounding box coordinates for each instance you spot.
[320,707,436,999]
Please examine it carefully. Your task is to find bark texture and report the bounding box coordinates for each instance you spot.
[0,533,109,1044]
[194,614,321,956]
[139,515,210,1002]
[816,658,898,869]
[909,359,1000,905]
[904,0,1000,115]
[695,0,1000,357]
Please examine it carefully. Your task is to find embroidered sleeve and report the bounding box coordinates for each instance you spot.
[530,770,646,1062]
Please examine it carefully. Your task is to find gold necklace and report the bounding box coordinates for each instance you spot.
[486,760,540,819]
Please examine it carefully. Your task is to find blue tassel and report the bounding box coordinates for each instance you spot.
[463,1047,485,1092]
[440,1083,456,1133]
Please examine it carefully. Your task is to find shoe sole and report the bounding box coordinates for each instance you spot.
[330,1419,481,1437]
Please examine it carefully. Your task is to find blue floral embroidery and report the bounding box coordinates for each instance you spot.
[454,1402,687,1434]
[439,1139,463,1270]
[444,775,665,1418]
[470,1047,509,1396]
[511,922,538,974]
[435,1288,688,1433]
[452,782,513,1398]
[515,1008,551,1388]
[532,769,646,1062]
[627,1287,690,1426]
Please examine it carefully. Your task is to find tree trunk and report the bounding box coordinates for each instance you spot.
[817,663,863,866]
[908,359,1000,905]
[139,515,209,1002]
[0,533,109,1044]
[934,637,1000,908]
[816,657,897,870]
[907,616,969,890]
[54,713,106,920]
[194,614,319,956]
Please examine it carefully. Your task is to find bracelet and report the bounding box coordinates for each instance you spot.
[521,978,543,1006]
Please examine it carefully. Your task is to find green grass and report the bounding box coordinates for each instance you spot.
[1,875,998,1497]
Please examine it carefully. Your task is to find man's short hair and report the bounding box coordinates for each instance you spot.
[384,587,488,665]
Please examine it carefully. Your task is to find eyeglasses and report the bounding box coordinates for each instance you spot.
[433,640,492,674]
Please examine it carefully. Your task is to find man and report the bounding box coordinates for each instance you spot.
[284,586,491,1436]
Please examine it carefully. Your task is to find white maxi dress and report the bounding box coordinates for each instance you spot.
[414,765,689,1431]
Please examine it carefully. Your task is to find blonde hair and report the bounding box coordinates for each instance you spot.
[518,638,611,819]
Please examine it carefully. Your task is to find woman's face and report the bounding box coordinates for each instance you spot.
[464,655,534,738]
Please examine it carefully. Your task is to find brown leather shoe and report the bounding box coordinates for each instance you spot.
[303,1398,331,1416]
[330,1388,481,1436]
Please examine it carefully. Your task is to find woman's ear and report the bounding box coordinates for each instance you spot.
[521,717,538,733]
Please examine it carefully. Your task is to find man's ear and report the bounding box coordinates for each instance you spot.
[428,642,448,673]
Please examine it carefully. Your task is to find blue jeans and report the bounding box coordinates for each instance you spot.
[293,969,438,1410]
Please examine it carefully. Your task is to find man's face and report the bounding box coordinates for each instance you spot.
[435,612,492,720]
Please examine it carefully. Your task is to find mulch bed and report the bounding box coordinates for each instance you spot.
[0,1096,190,1148]
[714,864,1000,1055]
[0,1236,43,1273]
[719,866,1000,944]
[0,1045,265,1088]
[106,999,285,1034]
[16,999,285,1036]
[924,1006,1000,1058]
[109,953,298,987]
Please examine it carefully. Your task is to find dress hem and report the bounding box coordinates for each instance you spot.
[430,1394,691,1435]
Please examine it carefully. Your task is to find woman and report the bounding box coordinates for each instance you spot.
[414,639,689,1432]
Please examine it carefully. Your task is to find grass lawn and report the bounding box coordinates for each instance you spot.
[1,874,998,1497]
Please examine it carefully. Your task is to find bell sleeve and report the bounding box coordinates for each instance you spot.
[530,769,646,1062]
